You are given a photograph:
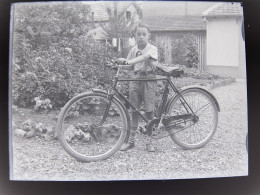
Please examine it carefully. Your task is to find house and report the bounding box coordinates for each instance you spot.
[142,1,216,17]
[141,1,215,70]
[202,2,245,78]
[142,2,245,78]
[143,16,207,70]
[86,2,246,78]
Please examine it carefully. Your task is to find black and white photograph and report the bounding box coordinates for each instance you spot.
[9,1,248,181]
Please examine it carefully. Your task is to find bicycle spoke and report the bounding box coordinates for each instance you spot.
[167,88,218,149]
[195,103,211,116]
[58,93,127,162]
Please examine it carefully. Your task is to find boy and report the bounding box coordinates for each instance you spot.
[115,23,158,152]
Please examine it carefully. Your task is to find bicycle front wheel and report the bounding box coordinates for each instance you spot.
[56,92,128,162]
[167,88,218,149]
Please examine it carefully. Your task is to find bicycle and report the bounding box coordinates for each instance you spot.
[56,61,220,162]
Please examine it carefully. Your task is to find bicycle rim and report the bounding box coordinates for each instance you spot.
[167,88,218,149]
[57,92,127,162]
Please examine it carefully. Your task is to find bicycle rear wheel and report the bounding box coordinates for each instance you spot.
[167,88,218,149]
[56,92,128,162]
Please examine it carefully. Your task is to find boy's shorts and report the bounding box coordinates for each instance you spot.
[129,73,157,113]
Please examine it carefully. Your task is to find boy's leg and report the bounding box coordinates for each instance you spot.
[143,79,157,152]
[145,111,154,120]
[145,111,156,152]
[120,81,141,151]
[120,111,139,151]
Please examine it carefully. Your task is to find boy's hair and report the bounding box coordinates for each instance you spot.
[134,22,150,33]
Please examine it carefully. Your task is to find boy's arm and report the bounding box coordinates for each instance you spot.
[118,45,157,70]
[118,54,150,70]
[128,54,150,65]
[118,53,151,70]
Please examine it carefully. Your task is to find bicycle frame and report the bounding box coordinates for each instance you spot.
[100,67,197,125]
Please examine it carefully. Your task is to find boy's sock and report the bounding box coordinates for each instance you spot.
[128,126,138,144]
[120,126,138,151]
[145,111,156,152]
[145,111,154,121]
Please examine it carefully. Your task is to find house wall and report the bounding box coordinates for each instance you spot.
[205,16,246,78]
[238,18,247,78]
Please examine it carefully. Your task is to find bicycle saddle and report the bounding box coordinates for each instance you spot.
[156,64,184,77]
[156,65,179,73]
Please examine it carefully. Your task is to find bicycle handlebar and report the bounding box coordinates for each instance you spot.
[104,61,122,77]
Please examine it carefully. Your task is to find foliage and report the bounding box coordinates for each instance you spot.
[99,1,141,57]
[14,119,56,140]
[185,41,199,68]
[33,97,52,111]
[151,33,199,67]
[12,2,115,108]
[181,66,221,80]
[100,2,141,39]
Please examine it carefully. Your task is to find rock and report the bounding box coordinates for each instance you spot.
[65,125,77,142]
[21,119,36,132]
[25,129,36,138]
[44,133,54,141]
[82,132,91,143]
[52,116,58,121]
[12,105,18,113]
[14,129,27,137]
[35,122,47,134]
[46,126,58,139]
[65,47,72,53]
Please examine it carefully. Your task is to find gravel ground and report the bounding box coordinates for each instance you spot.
[10,80,248,181]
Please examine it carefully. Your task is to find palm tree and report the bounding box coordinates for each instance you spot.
[100,2,142,38]
[99,1,142,56]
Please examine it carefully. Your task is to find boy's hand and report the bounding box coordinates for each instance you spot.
[115,58,128,65]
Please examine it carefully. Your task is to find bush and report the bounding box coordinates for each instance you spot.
[33,97,52,111]
[12,2,116,108]
[151,33,199,67]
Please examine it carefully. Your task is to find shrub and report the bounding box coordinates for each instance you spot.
[151,33,199,67]
[33,97,53,111]
[12,2,116,108]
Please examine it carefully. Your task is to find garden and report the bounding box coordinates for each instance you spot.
[9,2,250,182]
[11,2,227,141]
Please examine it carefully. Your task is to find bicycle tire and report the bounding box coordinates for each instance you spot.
[56,92,128,162]
[166,88,218,149]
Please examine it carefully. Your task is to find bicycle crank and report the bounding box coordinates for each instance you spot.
[146,118,167,139]
[146,115,197,139]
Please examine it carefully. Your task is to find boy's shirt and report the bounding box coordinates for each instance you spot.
[126,43,158,72]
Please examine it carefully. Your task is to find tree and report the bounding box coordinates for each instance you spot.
[99,2,142,56]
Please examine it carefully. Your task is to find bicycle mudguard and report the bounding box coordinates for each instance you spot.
[166,85,220,112]
[92,88,131,143]
[92,88,107,94]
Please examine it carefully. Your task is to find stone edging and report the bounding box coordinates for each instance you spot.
[205,78,236,90]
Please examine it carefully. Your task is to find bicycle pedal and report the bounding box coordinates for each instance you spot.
[138,126,148,135]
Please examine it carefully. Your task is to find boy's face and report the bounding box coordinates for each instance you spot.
[135,27,150,48]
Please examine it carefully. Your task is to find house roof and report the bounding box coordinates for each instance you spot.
[202,2,243,17]
[142,16,206,31]
[89,1,133,21]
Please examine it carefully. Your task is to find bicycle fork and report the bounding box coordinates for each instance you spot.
[92,90,114,128]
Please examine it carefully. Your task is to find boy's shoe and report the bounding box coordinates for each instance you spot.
[120,143,135,151]
[146,143,155,152]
